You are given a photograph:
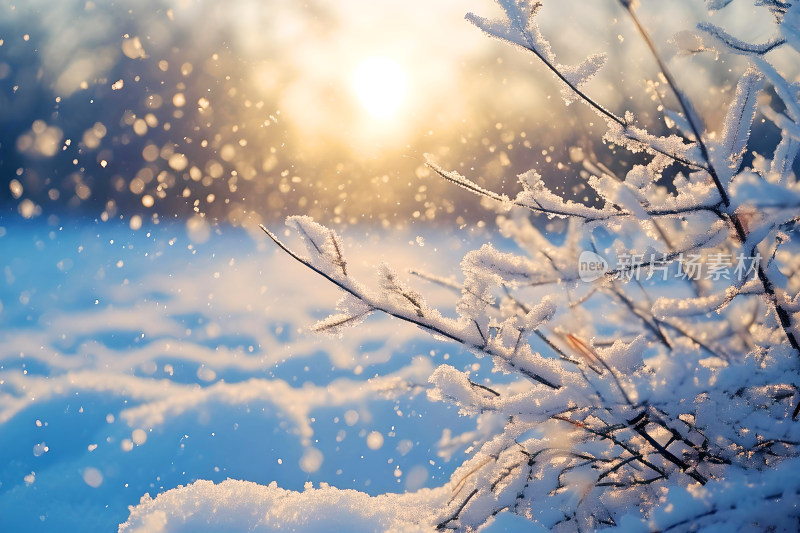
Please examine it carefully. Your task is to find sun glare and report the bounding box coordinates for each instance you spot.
[353,56,407,119]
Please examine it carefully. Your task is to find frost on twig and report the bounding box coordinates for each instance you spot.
[714,67,764,181]
[285,215,349,279]
[465,0,607,106]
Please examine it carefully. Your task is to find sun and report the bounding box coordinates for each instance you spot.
[353,56,407,119]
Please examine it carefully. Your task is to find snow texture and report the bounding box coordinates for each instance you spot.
[120,479,443,532]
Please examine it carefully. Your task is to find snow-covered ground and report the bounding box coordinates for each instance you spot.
[0,218,489,531]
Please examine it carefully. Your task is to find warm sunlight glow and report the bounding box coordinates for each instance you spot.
[353,56,407,119]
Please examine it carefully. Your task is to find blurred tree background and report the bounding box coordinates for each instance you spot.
[0,0,792,231]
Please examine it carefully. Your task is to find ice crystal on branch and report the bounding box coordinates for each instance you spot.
[465,0,607,106]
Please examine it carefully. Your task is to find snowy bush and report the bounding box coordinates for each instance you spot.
[256,0,800,530]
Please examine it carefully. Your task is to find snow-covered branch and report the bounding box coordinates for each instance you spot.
[259,1,800,530]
